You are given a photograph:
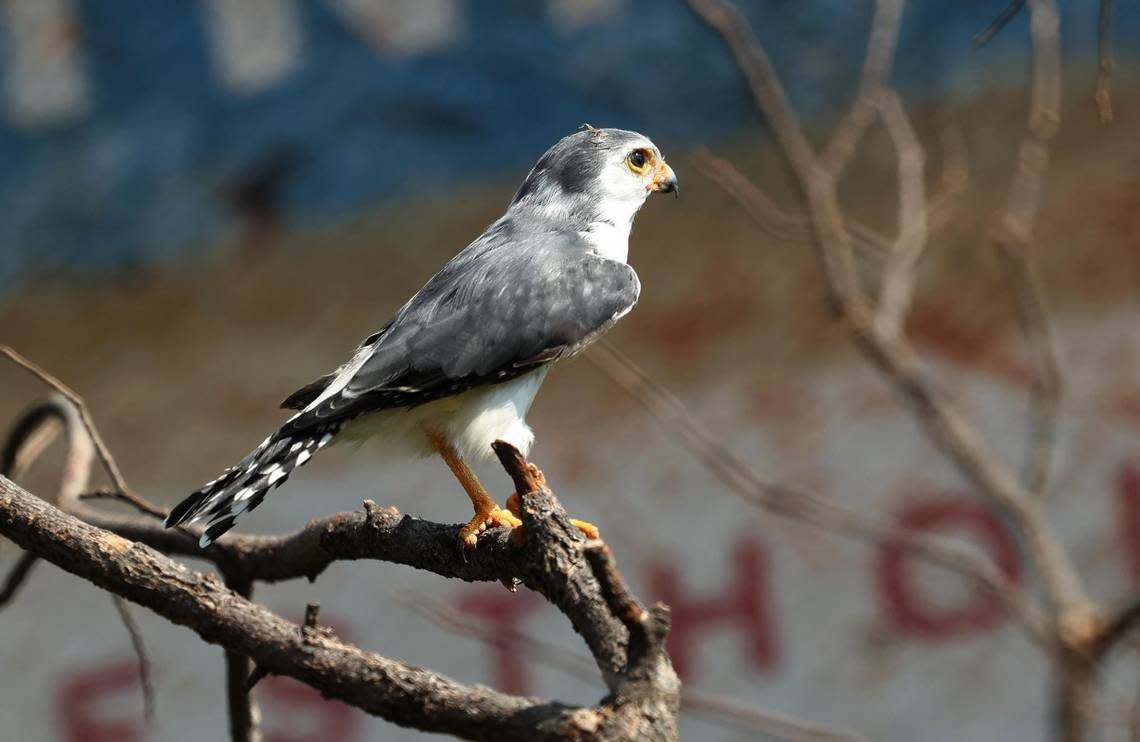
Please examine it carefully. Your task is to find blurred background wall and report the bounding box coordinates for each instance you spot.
[1,1,1139,740]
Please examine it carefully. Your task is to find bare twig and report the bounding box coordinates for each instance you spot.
[994,226,1061,497]
[112,595,156,727]
[693,147,891,259]
[1,346,130,494]
[988,0,1062,503]
[1,392,157,726]
[583,541,647,631]
[581,539,674,695]
[223,574,260,742]
[973,0,1028,47]
[695,123,966,264]
[684,0,1084,618]
[681,690,872,742]
[873,89,928,338]
[0,551,39,608]
[589,342,1052,648]
[245,665,270,692]
[80,488,167,519]
[1096,0,1115,123]
[822,0,905,178]
[1,406,48,609]
[1092,596,1140,661]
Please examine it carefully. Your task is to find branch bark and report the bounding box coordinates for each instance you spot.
[0,465,683,741]
[1,376,681,741]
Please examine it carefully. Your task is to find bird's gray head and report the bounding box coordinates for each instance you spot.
[509,127,678,233]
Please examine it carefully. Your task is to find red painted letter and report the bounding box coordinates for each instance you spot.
[1118,463,1140,582]
[456,590,543,694]
[648,537,778,680]
[57,659,143,742]
[876,497,1021,638]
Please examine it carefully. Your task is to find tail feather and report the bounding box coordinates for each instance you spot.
[165,421,344,547]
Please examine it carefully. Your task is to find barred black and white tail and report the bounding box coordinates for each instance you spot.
[164,420,343,547]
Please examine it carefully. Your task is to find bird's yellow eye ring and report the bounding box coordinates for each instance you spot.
[626,148,651,174]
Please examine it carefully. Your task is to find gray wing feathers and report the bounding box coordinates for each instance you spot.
[285,227,638,431]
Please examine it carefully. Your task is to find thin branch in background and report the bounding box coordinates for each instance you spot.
[692,147,891,260]
[0,406,50,611]
[588,341,1052,648]
[822,0,905,177]
[684,0,868,310]
[680,691,873,742]
[685,0,1085,618]
[987,0,1061,502]
[402,590,599,682]
[932,124,970,230]
[79,488,167,520]
[0,551,39,609]
[112,595,156,727]
[694,122,966,265]
[691,147,817,243]
[994,227,1062,497]
[223,575,261,742]
[1,346,131,495]
[1093,597,1140,661]
[973,0,1028,47]
[1,408,62,482]
[1096,0,1115,123]
[873,89,928,339]
[245,665,271,692]
[2,390,158,724]
[405,592,870,742]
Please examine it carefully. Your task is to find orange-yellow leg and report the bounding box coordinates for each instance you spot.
[505,492,600,540]
[429,432,522,547]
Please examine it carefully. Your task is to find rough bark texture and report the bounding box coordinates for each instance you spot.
[0,466,678,741]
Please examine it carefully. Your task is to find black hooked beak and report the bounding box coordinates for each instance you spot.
[651,163,679,198]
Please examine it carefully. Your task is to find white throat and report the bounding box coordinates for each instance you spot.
[580,196,644,264]
[581,218,632,263]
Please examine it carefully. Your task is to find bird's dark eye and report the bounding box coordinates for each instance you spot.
[627,148,649,172]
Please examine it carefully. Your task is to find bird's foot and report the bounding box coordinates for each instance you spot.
[459,504,523,548]
[505,492,600,542]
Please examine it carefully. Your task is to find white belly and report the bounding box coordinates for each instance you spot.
[339,367,550,462]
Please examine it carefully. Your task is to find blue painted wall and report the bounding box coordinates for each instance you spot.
[0,1,1134,289]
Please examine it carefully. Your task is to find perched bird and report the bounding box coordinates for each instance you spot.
[164,127,678,548]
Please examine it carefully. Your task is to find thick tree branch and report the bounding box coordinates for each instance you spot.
[0,469,681,741]
[3,395,646,690]
[2,370,680,741]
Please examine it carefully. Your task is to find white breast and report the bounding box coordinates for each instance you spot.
[339,367,551,462]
